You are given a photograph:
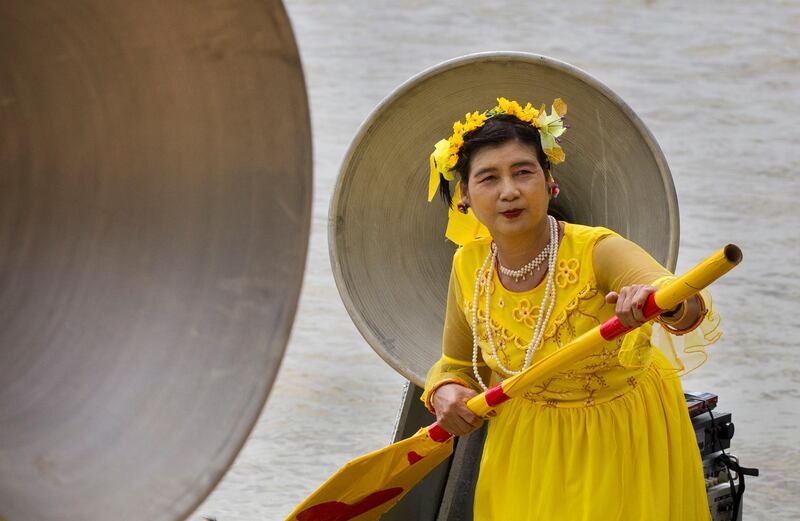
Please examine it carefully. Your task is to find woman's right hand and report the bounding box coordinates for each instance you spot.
[431,383,485,436]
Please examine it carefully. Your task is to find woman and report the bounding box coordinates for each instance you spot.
[423,98,718,520]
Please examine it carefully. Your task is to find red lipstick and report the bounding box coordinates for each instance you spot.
[501,209,523,218]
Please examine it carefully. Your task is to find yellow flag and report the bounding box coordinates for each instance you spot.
[285,428,454,521]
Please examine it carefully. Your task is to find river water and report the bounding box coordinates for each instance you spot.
[194,1,800,519]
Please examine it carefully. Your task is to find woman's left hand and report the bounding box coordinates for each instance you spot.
[605,284,656,328]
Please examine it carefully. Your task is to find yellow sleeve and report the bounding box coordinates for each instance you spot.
[592,235,673,293]
[593,235,723,376]
[420,264,491,413]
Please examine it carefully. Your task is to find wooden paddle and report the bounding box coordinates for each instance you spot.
[286,245,742,521]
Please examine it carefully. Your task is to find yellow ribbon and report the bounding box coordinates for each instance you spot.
[428,139,454,202]
[445,181,490,246]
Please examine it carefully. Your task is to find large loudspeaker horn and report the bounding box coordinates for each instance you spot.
[0,2,311,521]
[330,52,679,387]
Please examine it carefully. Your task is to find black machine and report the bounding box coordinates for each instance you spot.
[685,392,760,521]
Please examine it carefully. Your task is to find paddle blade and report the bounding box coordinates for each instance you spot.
[285,427,454,521]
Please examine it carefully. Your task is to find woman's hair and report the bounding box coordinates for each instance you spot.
[439,114,551,207]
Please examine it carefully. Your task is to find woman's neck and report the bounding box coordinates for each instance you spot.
[493,218,564,293]
[493,217,552,269]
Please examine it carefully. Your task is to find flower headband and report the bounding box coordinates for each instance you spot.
[427,97,568,203]
[427,97,568,245]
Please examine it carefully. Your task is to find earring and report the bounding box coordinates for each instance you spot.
[457,203,469,214]
[550,182,560,200]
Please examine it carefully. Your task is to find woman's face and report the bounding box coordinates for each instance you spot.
[462,139,550,240]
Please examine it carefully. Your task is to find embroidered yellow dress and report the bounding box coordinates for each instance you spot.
[423,222,720,521]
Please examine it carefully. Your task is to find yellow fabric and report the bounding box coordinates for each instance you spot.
[285,427,454,521]
[593,234,675,290]
[593,236,722,376]
[444,182,491,246]
[423,223,716,520]
[421,266,492,412]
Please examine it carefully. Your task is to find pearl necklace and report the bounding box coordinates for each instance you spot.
[471,215,559,390]
[497,241,550,282]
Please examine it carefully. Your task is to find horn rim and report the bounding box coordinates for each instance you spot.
[0,1,312,518]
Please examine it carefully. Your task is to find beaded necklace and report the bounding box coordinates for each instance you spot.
[498,245,550,282]
[471,215,559,390]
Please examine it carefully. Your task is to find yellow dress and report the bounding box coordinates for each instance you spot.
[423,222,719,521]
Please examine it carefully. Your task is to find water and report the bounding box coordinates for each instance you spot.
[194,0,800,519]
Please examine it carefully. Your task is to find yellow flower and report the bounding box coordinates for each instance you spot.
[505,100,522,116]
[517,102,539,122]
[448,132,464,148]
[446,154,458,169]
[545,146,565,165]
[512,298,540,327]
[536,108,566,139]
[555,258,580,287]
[463,111,487,132]
[536,100,568,165]
[495,98,535,121]
[552,97,567,117]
